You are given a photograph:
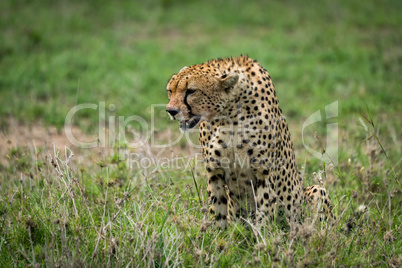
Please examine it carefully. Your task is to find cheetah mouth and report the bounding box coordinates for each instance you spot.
[180,115,202,132]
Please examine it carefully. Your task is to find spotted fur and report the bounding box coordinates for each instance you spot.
[166,56,334,228]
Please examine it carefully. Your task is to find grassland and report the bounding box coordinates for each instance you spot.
[0,0,401,266]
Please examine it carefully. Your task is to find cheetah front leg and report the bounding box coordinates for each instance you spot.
[254,170,277,225]
[206,169,229,229]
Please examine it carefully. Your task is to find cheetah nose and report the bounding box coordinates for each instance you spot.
[166,108,179,117]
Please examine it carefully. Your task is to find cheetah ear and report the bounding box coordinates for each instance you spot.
[179,66,188,73]
[220,74,239,91]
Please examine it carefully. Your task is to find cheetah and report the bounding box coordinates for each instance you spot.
[166,56,333,228]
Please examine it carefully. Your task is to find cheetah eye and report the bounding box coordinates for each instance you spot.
[186,88,197,95]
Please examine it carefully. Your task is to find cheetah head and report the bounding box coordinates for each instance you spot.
[166,66,239,132]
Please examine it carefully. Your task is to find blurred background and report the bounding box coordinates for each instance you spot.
[0,0,400,134]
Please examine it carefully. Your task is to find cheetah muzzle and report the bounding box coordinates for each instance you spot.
[179,115,202,132]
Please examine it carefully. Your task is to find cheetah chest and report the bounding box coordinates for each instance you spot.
[200,124,258,213]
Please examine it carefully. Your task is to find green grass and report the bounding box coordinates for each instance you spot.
[0,115,400,266]
[0,0,401,130]
[0,0,401,266]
